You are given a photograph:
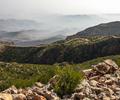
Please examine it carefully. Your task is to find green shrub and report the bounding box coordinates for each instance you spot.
[0,62,56,91]
[54,66,83,97]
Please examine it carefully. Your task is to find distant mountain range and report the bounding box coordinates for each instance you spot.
[1,15,120,46]
[0,19,42,32]
[67,21,120,39]
[0,30,66,46]
[1,21,120,64]
[0,30,52,40]
[14,35,66,46]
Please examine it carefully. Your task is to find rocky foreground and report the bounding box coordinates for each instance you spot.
[0,59,120,100]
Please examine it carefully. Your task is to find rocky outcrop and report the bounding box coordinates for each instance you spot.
[1,59,120,100]
[1,82,59,100]
[0,93,13,100]
[71,59,120,100]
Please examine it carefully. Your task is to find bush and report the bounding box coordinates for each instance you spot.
[54,66,83,97]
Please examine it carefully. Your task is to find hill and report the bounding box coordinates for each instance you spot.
[0,30,66,46]
[14,35,66,46]
[0,55,120,92]
[0,36,120,64]
[67,21,120,39]
[0,19,41,32]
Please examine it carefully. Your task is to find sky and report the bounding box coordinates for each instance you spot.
[0,0,120,18]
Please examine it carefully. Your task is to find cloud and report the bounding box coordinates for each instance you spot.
[0,0,120,19]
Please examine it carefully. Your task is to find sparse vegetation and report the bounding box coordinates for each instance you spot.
[0,55,120,91]
[0,62,56,91]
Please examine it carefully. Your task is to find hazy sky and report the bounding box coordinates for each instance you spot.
[0,0,120,18]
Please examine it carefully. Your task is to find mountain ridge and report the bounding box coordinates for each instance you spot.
[67,21,120,39]
[1,36,120,64]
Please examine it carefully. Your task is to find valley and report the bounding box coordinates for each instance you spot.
[1,21,120,99]
[1,0,120,99]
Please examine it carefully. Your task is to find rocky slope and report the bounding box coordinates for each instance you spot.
[0,59,120,100]
[73,59,120,100]
[67,21,120,39]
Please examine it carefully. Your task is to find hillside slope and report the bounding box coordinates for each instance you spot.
[0,55,120,90]
[0,59,120,100]
[0,36,120,64]
[67,21,120,39]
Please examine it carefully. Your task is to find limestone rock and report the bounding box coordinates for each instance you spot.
[35,82,44,88]
[82,69,92,76]
[0,93,13,100]
[1,59,120,100]
[93,62,110,74]
[89,80,98,86]
[72,92,85,100]
[12,93,26,100]
[72,59,120,100]
[34,95,47,100]
[2,85,17,94]
[104,59,118,70]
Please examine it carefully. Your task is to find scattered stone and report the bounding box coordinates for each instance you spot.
[35,82,44,88]
[89,80,98,86]
[104,59,118,70]
[72,92,85,100]
[34,95,46,100]
[1,59,120,100]
[0,93,13,100]
[12,93,26,100]
[103,96,111,100]
[71,59,120,100]
[83,69,92,76]
[2,85,18,94]
[93,62,110,74]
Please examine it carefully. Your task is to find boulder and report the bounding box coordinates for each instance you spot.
[72,59,120,100]
[82,69,92,76]
[33,95,46,100]
[99,76,106,83]
[39,91,59,100]
[104,59,118,70]
[12,94,26,100]
[72,92,85,100]
[103,96,111,100]
[83,97,91,100]
[93,62,110,74]
[35,82,44,88]
[89,80,98,86]
[0,93,13,100]
[105,79,114,85]
[2,85,17,94]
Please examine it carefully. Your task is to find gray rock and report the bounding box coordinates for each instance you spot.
[1,59,120,100]
[93,62,110,74]
[89,80,98,86]
[104,59,118,70]
[35,82,44,88]
[2,85,18,94]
